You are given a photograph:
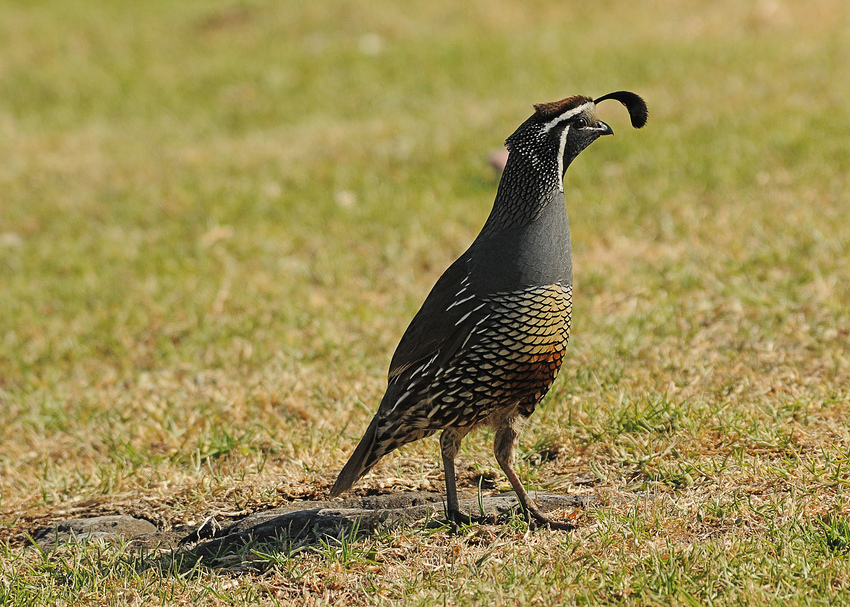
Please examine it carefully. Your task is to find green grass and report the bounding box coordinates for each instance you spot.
[2,0,850,604]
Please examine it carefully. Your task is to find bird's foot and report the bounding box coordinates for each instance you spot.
[437,509,497,533]
[523,507,576,531]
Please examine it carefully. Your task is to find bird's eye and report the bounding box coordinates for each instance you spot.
[574,118,588,129]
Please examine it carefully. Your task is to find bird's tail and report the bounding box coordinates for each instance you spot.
[329,415,381,497]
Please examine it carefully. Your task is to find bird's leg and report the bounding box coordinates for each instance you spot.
[440,430,460,518]
[440,428,466,529]
[440,428,494,529]
[494,424,575,531]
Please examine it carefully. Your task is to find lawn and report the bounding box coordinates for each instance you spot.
[1,0,849,604]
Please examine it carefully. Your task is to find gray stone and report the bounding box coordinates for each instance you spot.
[28,491,593,557]
[32,515,157,550]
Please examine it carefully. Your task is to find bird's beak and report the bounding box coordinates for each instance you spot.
[596,120,613,136]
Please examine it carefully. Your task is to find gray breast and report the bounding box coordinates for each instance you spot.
[468,191,572,293]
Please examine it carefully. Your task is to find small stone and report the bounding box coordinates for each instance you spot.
[31,515,157,550]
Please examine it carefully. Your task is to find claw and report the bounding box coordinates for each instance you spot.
[526,509,576,531]
[446,509,498,529]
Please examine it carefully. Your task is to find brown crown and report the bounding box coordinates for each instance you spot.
[532,95,593,119]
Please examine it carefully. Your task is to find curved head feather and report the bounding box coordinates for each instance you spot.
[593,91,648,128]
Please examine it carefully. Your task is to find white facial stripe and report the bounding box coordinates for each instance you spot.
[541,102,594,133]
[556,125,569,192]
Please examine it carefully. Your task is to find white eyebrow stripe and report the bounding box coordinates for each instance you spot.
[541,102,594,133]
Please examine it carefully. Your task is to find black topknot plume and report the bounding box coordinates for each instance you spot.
[594,91,648,129]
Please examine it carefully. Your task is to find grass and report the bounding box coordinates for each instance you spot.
[1,0,849,604]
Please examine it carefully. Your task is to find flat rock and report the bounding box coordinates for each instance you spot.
[29,491,593,557]
[32,515,157,550]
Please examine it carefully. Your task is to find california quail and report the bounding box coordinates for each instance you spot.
[331,92,648,529]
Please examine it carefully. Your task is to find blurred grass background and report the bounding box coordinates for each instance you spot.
[1,0,849,604]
